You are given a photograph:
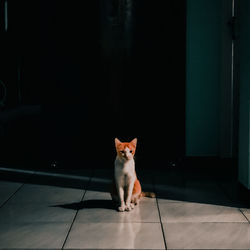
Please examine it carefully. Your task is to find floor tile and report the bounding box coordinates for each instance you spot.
[219,181,250,209]
[159,201,248,223]
[76,193,160,222]
[31,169,92,189]
[155,180,231,206]
[185,181,230,202]
[84,190,112,200]
[0,181,23,206]
[241,208,250,222]
[64,222,165,249]
[93,168,114,179]
[8,183,84,204]
[34,168,93,177]
[155,184,185,202]
[88,176,112,193]
[163,222,250,249]
[0,168,34,184]
[84,190,156,203]
[0,222,70,249]
[91,168,155,194]
[0,203,76,223]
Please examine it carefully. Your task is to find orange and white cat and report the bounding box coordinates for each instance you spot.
[111,138,155,212]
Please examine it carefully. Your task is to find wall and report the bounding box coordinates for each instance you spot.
[238,0,250,189]
[186,0,222,156]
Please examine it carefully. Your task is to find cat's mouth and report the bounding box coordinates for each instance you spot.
[122,155,133,160]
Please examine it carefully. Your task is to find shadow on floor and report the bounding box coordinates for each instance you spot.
[52,199,116,210]
[0,163,250,209]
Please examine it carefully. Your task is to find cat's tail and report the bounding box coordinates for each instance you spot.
[141,191,156,198]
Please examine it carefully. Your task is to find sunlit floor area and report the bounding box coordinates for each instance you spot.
[0,164,250,250]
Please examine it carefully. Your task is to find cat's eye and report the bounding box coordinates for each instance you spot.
[120,150,124,154]
[130,150,133,153]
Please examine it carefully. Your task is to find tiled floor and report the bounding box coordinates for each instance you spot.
[0,166,250,249]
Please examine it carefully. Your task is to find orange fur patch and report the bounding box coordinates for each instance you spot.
[115,138,137,158]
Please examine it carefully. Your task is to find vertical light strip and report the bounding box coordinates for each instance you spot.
[4,0,8,32]
[230,0,235,156]
[17,65,22,103]
[232,0,235,16]
[230,41,234,156]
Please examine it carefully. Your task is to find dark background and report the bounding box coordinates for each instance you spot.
[0,0,186,169]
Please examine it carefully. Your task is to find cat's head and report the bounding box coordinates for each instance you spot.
[115,138,137,161]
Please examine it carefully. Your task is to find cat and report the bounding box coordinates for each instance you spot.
[111,138,155,212]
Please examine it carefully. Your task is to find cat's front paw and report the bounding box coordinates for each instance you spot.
[118,205,126,212]
[125,203,134,211]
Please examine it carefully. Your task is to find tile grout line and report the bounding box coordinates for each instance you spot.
[216,181,250,223]
[153,174,168,250]
[239,208,250,223]
[156,198,168,250]
[0,182,25,208]
[0,171,36,208]
[61,169,94,250]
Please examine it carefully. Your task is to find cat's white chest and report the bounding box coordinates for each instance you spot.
[115,158,135,186]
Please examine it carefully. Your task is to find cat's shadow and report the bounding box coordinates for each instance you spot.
[52,199,116,210]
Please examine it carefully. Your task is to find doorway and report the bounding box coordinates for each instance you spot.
[97,0,187,167]
[1,0,186,169]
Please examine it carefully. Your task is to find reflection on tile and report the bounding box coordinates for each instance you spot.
[64,222,165,249]
[0,203,76,223]
[84,190,112,200]
[0,181,23,206]
[159,202,248,223]
[8,184,84,204]
[76,196,160,223]
[0,222,70,249]
[163,222,250,249]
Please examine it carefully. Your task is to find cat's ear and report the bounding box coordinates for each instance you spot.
[130,138,137,148]
[115,138,121,147]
